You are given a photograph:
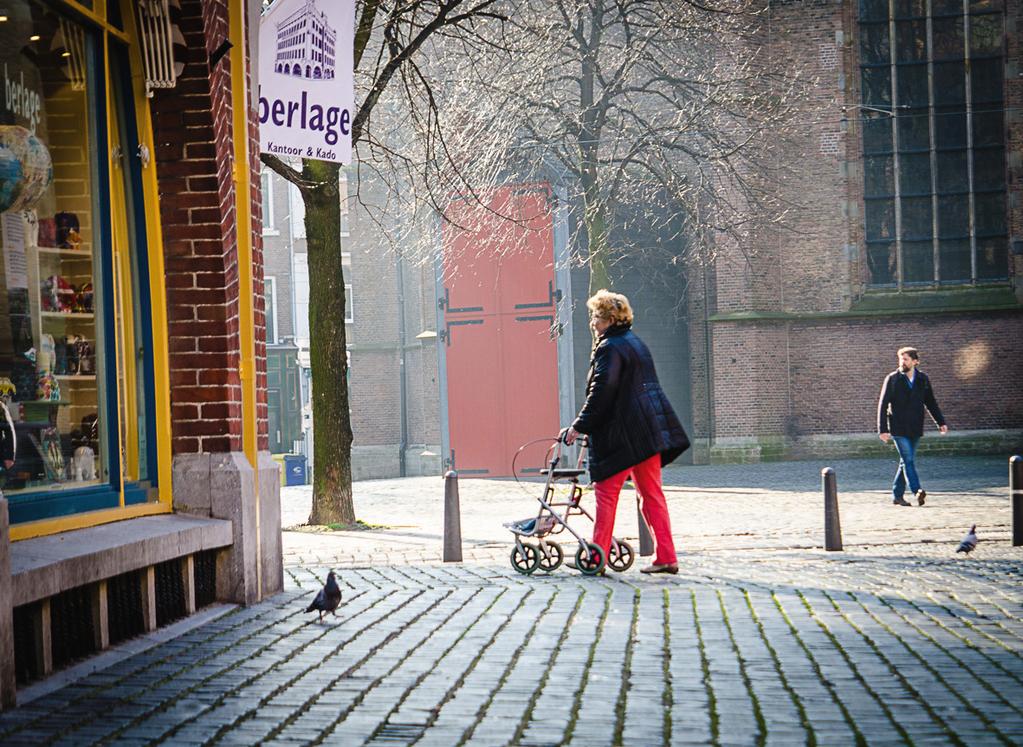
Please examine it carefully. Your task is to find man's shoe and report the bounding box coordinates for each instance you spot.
[916,489,926,506]
[893,497,911,506]
[640,563,679,575]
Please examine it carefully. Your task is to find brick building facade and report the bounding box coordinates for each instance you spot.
[345,0,1021,475]
[1,0,280,707]
[687,0,1022,462]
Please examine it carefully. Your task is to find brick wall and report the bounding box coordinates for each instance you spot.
[347,204,401,448]
[152,0,267,454]
[345,178,444,473]
[685,0,1023,459]
[340,0,1022,465]
[789,315,1023,435]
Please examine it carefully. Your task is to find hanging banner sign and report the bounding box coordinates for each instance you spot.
[258,0,354,164]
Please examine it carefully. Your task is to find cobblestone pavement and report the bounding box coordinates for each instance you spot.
[282,455,1015,565]
[1,456,1021,746]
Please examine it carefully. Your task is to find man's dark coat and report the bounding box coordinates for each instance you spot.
[877,368,946,438]
[572,324,689,482]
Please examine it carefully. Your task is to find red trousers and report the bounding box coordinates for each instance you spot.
[592,453,677,566]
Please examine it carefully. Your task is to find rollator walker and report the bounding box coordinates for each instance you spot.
[503,435,635,576]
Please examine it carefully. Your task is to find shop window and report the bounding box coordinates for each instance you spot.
[0,4,108,498]
[858,0,1008,287]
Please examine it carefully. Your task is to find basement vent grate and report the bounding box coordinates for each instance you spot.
[108,570,145,646]
[50,585,97,671]
[155,559,186,627]
[12,602,42,684]
[194,550,217,609]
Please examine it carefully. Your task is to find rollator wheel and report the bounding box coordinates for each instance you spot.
[574,543,605,576]
[608,540,635,572]
[537,542,564,572]
[510,543,540,575]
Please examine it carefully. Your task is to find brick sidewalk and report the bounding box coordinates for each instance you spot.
[1,455,1020,746]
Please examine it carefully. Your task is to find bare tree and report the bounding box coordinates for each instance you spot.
[257,0,807,523]
[435,0,809,294]
[261,0,505,525]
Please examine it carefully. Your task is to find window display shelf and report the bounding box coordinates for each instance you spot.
[11,479,103,495]
[41,311,95,319]
[36,247,92,257]
[55,374,96,381]
[17,400,71,422]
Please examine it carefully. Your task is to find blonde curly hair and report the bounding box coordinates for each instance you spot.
[586,289,634,326]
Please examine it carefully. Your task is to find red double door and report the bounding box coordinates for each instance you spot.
[441,184,561,477]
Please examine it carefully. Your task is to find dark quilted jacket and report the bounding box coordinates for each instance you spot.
[572,325,689,482]
[877,368,946,438]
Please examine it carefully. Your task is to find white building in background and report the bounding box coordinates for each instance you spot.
[273,0,337,80]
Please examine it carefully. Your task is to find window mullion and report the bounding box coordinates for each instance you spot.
[963,0,977,283]
[926,0,940,284]
[889,0,903,290]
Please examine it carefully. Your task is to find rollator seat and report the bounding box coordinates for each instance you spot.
[541,467,586,478]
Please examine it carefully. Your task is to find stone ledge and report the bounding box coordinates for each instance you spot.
[709,286,1022,322]
[707,430,1023,464]
[10,514,233,607]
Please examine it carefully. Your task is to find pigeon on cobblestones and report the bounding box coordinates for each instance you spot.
[956,525,978,554]
[305,571,342,621]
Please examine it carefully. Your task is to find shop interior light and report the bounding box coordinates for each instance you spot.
[0,16,9,22]
[30,34,40,41]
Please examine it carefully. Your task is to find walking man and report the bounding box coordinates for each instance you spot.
[877,346,948,506]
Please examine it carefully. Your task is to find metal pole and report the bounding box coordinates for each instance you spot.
[1011,456,1022,547]
[823,467,842,551]
[637,500,654,557]
[443,471,463,562]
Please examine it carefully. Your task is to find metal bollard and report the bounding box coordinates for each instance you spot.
[637,502,654,556]
[443,471,463,562]
[1011,456,1022,547]
[823,467,842,551]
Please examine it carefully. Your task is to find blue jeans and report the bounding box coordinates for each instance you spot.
[891,435,921,499]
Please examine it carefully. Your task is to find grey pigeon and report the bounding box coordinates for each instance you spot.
[305,571,342,621]
[956,525,978,554]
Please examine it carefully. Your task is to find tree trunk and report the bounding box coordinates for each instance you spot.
[303,159,355,525]
[580,148,610,295]
[577,6,608,297]
[582,179,610,295]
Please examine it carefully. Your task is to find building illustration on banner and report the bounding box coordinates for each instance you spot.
[273,0,336,80]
